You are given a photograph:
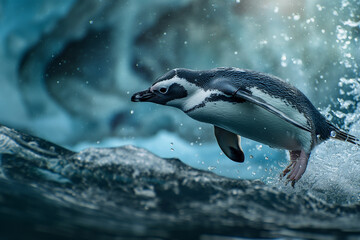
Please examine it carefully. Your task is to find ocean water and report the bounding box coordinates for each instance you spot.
[0,122,360,239]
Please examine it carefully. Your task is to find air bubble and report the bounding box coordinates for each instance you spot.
[330,131,337,137]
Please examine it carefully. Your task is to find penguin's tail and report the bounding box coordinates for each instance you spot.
[328,121,360,146]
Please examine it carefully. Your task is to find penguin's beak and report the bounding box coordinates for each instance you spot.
[131,89,155,102]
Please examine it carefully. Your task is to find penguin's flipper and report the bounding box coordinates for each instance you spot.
[219,83,312,133]
[214,126,245,163]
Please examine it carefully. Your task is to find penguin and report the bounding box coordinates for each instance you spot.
[131,67,359,186]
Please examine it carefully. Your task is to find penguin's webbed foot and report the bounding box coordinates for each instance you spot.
[280,150,310,187]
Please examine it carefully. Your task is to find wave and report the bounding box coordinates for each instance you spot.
[1,124,360,239]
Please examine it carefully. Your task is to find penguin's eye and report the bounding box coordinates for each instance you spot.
[159,87,168,94]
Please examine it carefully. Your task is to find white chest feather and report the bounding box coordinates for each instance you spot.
[186,90,312,152]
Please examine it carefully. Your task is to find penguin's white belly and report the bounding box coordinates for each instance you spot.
[187,101,312,151]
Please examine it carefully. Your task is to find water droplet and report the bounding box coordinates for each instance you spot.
[330,131,337,137]
[198,127,202,130]
[305,18,315,24]
[170,142,173,146]
[265,156,269,160]
[170,148,174,151]
[130,110,134,114]
[234,51,238,55]
[274,6,279,13]
[293,14,300,21]
[96,141,100,144]
[336,25,347,40]
[256,145,263,151]
[89,20,93,24]
[316,134,321,140]
[316,4,324,11]
[236,0,240,3]
[343,20,360,27]
[190,142,194,146]
[208,166,216,171]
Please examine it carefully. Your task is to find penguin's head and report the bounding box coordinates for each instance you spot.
[131,69,203,110]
